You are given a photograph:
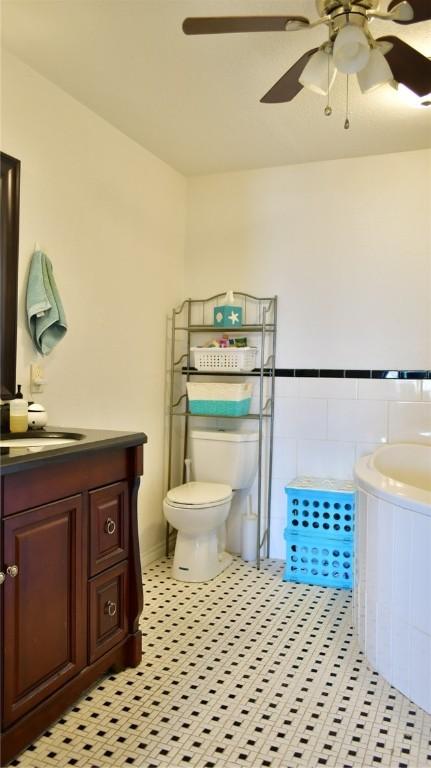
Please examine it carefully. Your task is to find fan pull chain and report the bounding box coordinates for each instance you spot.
[344,75,350,130]
[324,44,332,117]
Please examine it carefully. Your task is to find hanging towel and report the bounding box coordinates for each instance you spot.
[26,250,67,355]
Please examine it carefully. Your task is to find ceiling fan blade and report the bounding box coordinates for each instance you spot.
[387,0,431,23]
[182,16,310,35]
[260,48,319,103]
[378,35,431,96]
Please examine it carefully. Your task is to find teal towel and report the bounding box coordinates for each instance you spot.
[26,250,67,355]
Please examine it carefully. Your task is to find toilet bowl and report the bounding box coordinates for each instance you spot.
[163,481,233,582]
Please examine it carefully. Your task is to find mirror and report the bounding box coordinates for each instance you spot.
[1,152,21,400]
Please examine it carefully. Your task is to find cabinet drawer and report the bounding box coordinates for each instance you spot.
[89,482,129,576]
[88,562,128,663]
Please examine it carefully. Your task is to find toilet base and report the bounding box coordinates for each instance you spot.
[172,530,233,582]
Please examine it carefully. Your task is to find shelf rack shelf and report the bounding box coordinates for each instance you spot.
[166,292,277,568]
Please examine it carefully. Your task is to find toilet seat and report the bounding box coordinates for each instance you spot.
[166,481,232,509]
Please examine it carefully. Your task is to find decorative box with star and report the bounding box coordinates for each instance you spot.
[213,304,243,328]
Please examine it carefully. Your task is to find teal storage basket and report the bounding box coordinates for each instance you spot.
[189,397,251,416]
[186,382,253,417]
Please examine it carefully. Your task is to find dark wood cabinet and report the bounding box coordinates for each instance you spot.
[3,495,86,727]
[0,434,146,766]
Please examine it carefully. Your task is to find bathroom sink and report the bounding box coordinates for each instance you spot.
[0,431,85,448]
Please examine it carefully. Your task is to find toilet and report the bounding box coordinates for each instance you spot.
[163,428,258,582]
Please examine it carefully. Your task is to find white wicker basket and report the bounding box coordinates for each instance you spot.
[191,346,257,372]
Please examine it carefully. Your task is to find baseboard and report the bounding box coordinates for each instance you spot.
[140,535,175,568]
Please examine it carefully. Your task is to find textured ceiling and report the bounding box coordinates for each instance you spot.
[2,0,431,175]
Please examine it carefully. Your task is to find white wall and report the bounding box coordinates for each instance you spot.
[185,151,431,369]
[2,51,187,563]
[185,155,431,558]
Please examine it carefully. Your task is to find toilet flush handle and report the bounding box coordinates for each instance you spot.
[184,458,192,483]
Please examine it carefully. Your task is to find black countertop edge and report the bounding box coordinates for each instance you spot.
[0,427,148,474]
[274,369,430,379]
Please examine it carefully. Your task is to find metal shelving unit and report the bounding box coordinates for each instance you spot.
[166,293,277,568]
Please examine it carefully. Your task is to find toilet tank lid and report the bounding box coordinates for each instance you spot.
[190,428,258,443]
[167,481,232,505]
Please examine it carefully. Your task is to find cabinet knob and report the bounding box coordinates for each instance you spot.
[104,518,116,535]
[104,600,117,617]
[7,565,19,578]
[0,572,5,585]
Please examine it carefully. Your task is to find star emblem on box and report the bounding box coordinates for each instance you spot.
[227,310,240,325]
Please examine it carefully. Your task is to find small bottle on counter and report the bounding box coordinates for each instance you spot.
[9,387,28,433]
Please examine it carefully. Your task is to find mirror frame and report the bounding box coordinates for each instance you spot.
[1,152,21,400]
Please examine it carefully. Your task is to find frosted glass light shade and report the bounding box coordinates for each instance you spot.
[299,49,336,95]
[333,24,370,74]
[357,48,393,93]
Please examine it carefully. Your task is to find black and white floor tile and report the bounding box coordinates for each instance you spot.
[11,557,431,768]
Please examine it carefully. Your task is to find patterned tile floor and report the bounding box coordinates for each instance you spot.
[10,557,431,768]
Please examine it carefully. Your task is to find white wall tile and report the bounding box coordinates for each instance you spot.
[358,379,422,402]
[270,478,288,519]
[269,515,285,559]
[298,377,358,400]
[272,437,297,480]
[275,377,300,398]
[328,399,388,443]
[422,381,431,402]
[274,397,327,440]
[388,401,431,444]
[355,442,381,461]
[297,439,356,480]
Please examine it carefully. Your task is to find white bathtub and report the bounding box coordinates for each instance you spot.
[354,443,431,714]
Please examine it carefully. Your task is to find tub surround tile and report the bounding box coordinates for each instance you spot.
[356,487,431,719]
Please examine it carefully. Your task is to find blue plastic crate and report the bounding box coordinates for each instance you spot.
[283,532,353,589]
[285,480,355,540]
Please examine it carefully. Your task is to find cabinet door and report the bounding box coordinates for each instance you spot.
[89,482,129,577]
[3,495,86,726]
[88,562,128,663]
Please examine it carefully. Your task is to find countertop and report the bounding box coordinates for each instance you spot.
[0,427,148,475]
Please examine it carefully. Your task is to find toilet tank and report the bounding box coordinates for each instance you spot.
[189,429,258,489]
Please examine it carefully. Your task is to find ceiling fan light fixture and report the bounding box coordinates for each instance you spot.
[333,23,370,74]
[389,1,415,22]
[298,48,335,94]
[395,82,431,107]
[357,47,393,93]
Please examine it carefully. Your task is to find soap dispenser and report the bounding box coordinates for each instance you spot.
[9,386,28,433]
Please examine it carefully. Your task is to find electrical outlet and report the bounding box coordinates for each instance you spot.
[30,363,45,394]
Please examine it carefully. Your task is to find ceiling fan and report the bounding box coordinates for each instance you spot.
[182,1,431,111]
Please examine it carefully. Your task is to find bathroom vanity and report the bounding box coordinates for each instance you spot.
[0,428,147,765]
